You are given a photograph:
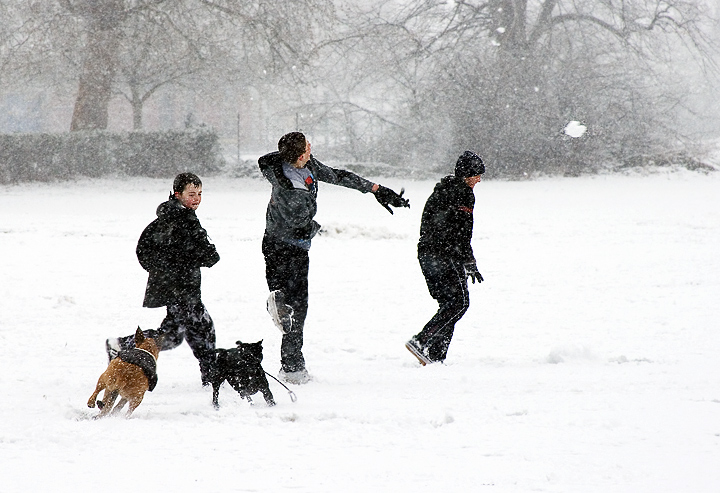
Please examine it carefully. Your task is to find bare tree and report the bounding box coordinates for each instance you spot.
[195,0,339,140]
[0,1,15,83]
[0,2,68,90]
[448,0,715,174]
[58,0,336,132]
[115,3,214,130]
[328,0,717,175]
[273,0,447,163]
[61,0,131,131]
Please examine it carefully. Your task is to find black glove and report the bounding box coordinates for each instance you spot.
[464,262,483,284]
[374,185,410,215]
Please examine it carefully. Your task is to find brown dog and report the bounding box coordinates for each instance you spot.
[87,327,160,418]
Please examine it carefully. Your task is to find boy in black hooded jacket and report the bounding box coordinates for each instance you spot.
[105,173,220,385]
[405,151,485,365]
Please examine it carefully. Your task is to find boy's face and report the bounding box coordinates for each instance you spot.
[175,184,202,210]
[294,140,311,168]
[464,175,482,189]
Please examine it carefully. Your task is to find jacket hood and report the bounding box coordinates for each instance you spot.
[156,196,188,219]
[439,175,467,189]
[259,151,295,190]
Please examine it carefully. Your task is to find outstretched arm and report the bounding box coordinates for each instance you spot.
[310,155,375,192]
[311,156,410,214]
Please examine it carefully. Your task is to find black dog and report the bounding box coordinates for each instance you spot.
[210,340,275,408]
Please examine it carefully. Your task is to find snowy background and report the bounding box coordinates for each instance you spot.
[1,170,719,492]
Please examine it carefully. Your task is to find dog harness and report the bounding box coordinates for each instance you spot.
[118,348,158,391]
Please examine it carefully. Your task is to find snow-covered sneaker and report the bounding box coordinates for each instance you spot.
[105,337,121,362]
[279,368,311,385]
[405,338,433,366]
[266,290,294,334]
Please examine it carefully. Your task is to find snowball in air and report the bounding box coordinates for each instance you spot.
[564,121,587,138]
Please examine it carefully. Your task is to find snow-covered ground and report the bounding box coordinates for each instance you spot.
[1,170,719,492]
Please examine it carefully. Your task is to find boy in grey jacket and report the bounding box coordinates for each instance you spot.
[259,132,409,384]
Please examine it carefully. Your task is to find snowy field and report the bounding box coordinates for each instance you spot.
[1,170,719,492]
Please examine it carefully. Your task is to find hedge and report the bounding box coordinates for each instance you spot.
[0,129,224,184]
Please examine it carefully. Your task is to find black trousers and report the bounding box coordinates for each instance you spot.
[262,235,310,372]
[119,302,216,381]
[414,255,470,362]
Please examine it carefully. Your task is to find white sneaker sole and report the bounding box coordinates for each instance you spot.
[405,341,432,366]
[266,290,293,334]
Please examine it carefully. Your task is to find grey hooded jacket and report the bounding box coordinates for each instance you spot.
[259,151,375,248]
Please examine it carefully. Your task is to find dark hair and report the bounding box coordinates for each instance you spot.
[173,172,202,194]
[278,132,307,164]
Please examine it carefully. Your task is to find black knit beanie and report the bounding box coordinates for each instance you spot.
[454,151,485,178]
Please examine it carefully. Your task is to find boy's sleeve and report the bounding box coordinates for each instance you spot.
[259,152,293,189]
[453,195,476,263]
[198,238,220,268]
[310,156,375,193]
[190,223,220,268]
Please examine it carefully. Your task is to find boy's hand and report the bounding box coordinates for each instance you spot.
[374,185,410,214]
[464,262,483,283]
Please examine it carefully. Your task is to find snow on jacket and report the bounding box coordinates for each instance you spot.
[258,151,375,248]
[136,196,220,308]
[417,175,476,263]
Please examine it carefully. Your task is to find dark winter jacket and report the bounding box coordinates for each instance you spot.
[136,196,220,308]
[417,175,476,263]
[258,152,375,247]
[118,348,158,391]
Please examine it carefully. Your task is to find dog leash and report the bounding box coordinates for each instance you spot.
[264,372,298,403]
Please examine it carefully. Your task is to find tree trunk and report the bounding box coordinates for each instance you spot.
[493,0,529,54]
[131,100,143,130]
[70,4,124,131]
[130,84,143,130]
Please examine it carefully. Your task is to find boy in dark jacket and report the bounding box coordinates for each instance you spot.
[105,173,220,385]
[260,132,409,384]
[405,151,485,365]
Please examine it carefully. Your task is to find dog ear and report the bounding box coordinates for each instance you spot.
[135,326,146,346]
